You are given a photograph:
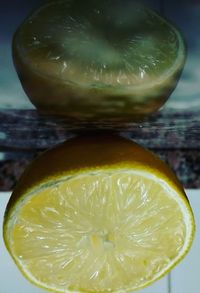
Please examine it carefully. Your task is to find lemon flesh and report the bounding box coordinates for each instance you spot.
[15,1,182,86]
[5,169,194,293]
[13,0,186,121]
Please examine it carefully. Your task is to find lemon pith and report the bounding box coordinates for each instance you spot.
[3,135,195,292]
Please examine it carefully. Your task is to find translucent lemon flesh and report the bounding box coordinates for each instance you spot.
[6,170,193,293]
[13,0,186,121]
[16,0,184,87]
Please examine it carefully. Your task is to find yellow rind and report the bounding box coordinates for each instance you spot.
[3,134,195,293]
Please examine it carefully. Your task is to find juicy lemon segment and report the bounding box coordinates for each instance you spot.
[13,0,186,121]
[5,170,194,293]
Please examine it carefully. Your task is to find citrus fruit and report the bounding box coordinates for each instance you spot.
[3,135,194,292]
[13,0,186,122]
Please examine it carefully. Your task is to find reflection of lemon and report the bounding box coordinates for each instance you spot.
[13,0,186,122]
[4,135,194,293]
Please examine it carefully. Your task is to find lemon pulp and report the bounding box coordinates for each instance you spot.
[6,169,193,293]
[15,0,184,87]
[13,0,186,120]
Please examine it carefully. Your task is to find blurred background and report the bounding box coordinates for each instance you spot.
[0,0,199,189]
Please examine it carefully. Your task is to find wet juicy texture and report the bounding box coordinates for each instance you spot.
[13,0,186,121]
[9,171,186,292]
[16,0,179,86]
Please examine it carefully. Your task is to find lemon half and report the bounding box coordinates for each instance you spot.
[13,0,186,121]
[3,135,194,292]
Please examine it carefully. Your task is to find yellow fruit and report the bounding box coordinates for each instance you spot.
[13,0,186,122]
[3,135,194,292]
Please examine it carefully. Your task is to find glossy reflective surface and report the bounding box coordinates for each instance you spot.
[0,0,199,148]
[13,0,186,121]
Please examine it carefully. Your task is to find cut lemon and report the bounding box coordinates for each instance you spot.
[13,0,186,122]
[3,135,194,292]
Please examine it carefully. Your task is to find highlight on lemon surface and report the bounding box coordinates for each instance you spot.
[3,135,194,293]
[13,0,186,122]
